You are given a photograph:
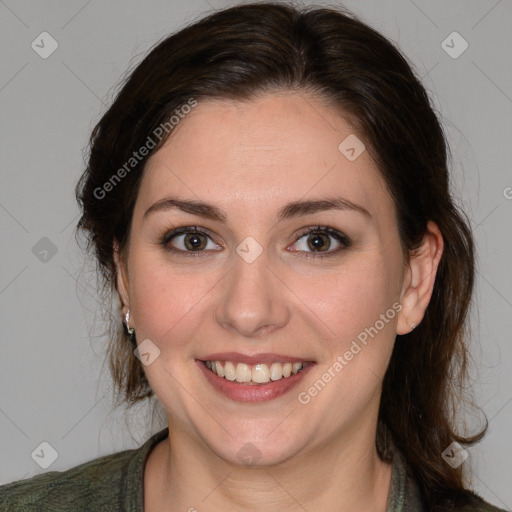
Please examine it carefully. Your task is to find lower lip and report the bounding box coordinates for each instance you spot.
[196,360,315,403]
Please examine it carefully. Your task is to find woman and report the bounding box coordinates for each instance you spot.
[0,2,506,511]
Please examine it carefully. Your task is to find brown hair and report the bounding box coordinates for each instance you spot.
[75,2,486,508]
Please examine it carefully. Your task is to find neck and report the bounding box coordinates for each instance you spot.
[145,419,392,512]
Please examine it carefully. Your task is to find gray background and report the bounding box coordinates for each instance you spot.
[0,0,510,508]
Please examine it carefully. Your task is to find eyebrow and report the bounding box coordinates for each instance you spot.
[143,195,371,223]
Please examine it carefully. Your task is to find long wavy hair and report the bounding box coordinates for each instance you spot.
[75,3,486,509]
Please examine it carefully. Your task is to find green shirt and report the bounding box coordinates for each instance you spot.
[0,427,507,511]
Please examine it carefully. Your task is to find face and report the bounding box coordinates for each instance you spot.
[116,91,412,467]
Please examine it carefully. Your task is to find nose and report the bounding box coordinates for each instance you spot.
[215,247,290,338]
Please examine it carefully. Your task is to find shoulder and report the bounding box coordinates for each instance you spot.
[453,490,509,512]
[401,474,508,512]
[0,448,135,511]
[0,427,169,512]
[389,444,508,512]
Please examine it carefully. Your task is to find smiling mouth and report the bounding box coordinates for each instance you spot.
[201,360,312,385]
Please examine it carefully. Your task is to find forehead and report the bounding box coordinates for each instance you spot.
[137,92,395,224]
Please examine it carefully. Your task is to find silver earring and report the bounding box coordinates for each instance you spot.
[125,310,136,343]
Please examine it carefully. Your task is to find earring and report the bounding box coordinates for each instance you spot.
[125,309,136,343]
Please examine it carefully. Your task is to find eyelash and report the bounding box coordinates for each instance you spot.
[159,225,351,259]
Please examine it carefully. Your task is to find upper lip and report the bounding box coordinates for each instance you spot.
[198,352,315,365]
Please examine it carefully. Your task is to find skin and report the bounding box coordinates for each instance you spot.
[114,91,443,511]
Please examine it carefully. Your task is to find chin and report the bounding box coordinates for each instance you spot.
[198,422,309,468]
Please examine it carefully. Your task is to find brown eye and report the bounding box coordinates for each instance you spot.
[289,226,350,258]
[306,232,331,252]
[183,232,207,251]
[160,227,221,255]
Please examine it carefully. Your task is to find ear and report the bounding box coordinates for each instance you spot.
[396,221,444,335]
[113,238,130,313]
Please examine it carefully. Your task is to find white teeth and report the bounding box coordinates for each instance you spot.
[224,361,236,381]
[252,364,270,384]
[269,362,283,381]
[235,363,252,383]
[215,361,225,378]
[292,362,303,375]
[204,360,305,384]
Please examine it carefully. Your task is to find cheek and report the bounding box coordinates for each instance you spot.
[294,256,400,419]
[298,251,401,350]
[128,251,218,351]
